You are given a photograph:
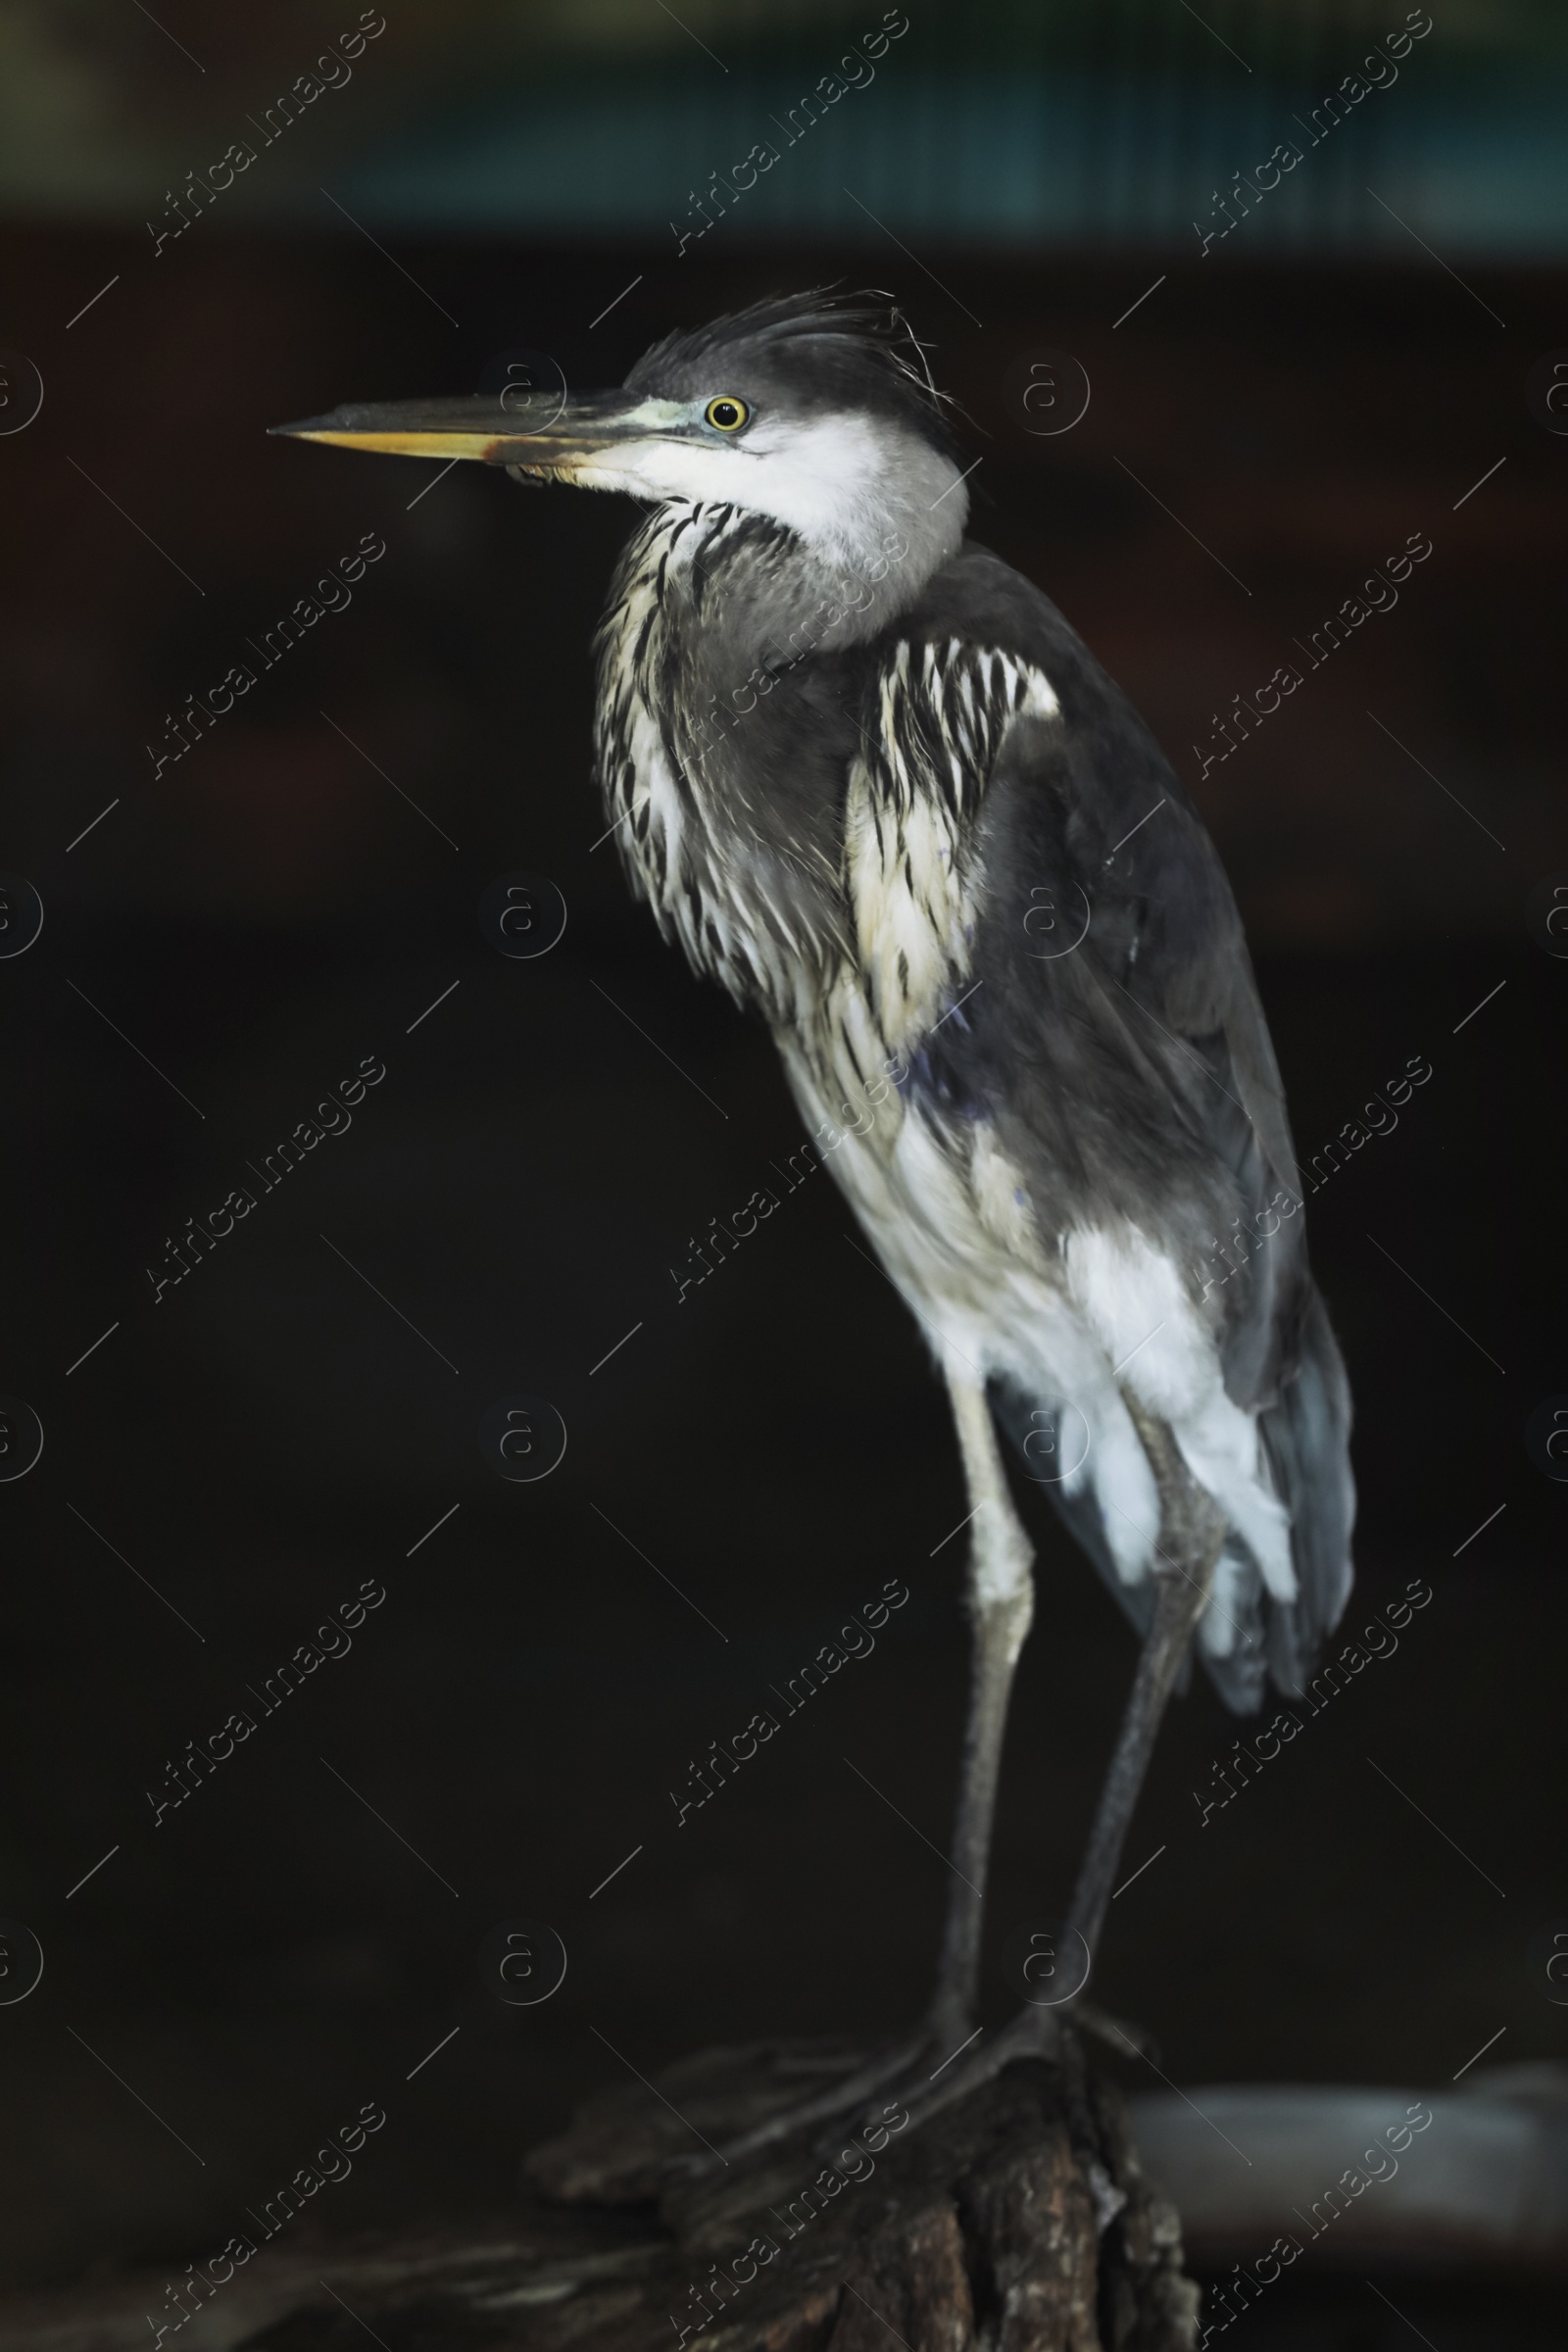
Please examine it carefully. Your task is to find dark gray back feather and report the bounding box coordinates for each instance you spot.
[881,546,1354,1709]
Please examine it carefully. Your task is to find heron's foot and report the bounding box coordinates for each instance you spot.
[665,2018,965,2180]
[896,2001,1063,2132]
[813,1994,1156,2154]
[892,1993,1158,2128]
[658,2003,1154,2186]
[1075,1996,1160,2068]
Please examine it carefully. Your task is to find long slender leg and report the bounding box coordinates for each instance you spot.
[927,1365,1036,2047]
[1065,1566,1212,1960]
[906,1410,1228,2126]
[1068,1405,1225,1961]
[678,1368,1034,2173]
[687,1401,1213,2171]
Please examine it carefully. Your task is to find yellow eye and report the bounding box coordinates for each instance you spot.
[704,396,749,432]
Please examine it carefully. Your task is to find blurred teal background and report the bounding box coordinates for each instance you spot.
[3,0,1566,253]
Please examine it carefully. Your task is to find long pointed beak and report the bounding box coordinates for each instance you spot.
[269,391,694,471]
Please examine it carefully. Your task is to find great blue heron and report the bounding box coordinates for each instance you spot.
[276,291,1353,2137]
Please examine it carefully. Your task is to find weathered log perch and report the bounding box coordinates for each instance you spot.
[0,2044,1199,2352]
[119,2037,1194,2352]
[11,2060,1568,2352]
[0,2042,1199,2352]
[513,2036,1199,2352]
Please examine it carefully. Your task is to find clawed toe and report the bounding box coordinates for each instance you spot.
[671,2008,1074,2187]
[656,1995,1151,2189]
[1073,1997,1159,2067]
[896,2002,1063,2130]
[664,2028,944,2180]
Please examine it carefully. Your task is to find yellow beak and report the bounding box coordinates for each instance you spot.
[269,391,695,470]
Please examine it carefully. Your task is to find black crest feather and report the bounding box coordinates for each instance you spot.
[626,287,961,457]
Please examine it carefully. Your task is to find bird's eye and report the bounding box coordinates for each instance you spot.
[704,396,749,432]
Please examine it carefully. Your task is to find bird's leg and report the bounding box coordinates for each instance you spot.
[926,1365,1036,2050]
[1064,1406,1225,1962]
[888,1408,1227,2131]
[671,1369,1033,2176]
[676,1405,1215,2174]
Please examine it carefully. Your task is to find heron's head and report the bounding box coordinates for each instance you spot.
[273,292,968,588]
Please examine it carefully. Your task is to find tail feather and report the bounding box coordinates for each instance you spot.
[990,1282,1354,1715]
[1257,1283,1356,1697]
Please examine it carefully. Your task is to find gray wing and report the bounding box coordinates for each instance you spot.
[893,545,1354,1710]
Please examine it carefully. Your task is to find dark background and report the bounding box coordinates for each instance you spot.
[0,0,1565,2316]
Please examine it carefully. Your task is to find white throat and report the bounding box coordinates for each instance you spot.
[572,411,967,606]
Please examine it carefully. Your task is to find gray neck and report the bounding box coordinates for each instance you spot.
[599,499,937,1020]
